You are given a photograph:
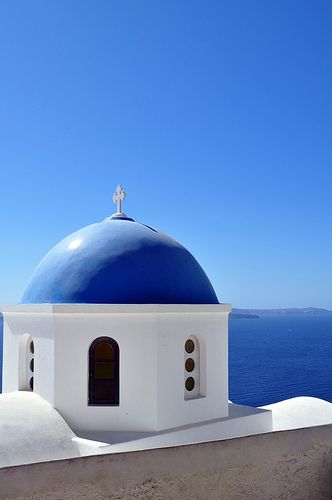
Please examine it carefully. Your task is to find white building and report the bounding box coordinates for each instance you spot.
[2,185,241,434]
[9,185,332,467]
[1,186,332,497]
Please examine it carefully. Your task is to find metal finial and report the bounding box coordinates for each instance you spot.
[112,185,126,214]
[108,184,131,220]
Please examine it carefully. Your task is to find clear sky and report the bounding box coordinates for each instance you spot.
[0,1,331,308]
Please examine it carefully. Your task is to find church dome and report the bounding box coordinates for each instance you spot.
[21,189,218,305]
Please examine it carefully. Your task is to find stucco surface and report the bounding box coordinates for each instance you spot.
[0,424,331,499]
[2,305,231,433]
[262,396,332,430]
[0,392,81,467]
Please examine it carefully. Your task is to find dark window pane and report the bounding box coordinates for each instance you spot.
[30,340,34,354]
[185,377,195,391]
[185,339,195,354]
[89,337,119,405]
[95,342,114,361]
[30,358,34,372]
[94,381,115,401]
[185,358,195,372]
[95,362,115,380]
[29,377,34,391]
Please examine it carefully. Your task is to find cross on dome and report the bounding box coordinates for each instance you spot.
[113,185,126,214]
[109,185,131,220]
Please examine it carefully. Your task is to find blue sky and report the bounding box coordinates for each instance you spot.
[0,1,331,308]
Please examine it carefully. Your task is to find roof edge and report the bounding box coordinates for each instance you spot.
[0,303,232,315]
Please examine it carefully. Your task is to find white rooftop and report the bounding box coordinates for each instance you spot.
[1,392,332,469]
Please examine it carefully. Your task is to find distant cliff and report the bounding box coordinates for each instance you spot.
[230,307,332,319]
[230,312,259,319]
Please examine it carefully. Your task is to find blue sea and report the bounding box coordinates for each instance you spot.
[0,313,331,405]
[229,314,332,406]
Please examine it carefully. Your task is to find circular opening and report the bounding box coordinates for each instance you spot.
[30,358,34,372]
[185,339,195,354]
[29,377,34,391]
[185,377,195,391]
[185,358,195,372]
[29,340,34,354]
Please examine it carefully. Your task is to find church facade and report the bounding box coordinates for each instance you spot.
[2,186,231,433]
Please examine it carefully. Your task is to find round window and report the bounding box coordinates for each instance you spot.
[185,377,195,391]
[185,358,195,372]
[185,339,195,354]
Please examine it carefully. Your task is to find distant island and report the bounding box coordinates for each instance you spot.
[229,307,332,319]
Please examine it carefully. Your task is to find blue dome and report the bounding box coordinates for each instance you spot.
[21,217,219,304]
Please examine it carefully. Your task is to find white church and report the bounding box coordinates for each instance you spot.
[0,186,332,472]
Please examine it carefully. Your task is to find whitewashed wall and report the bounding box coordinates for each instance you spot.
[2,307,55,404]
[53,311,158,432]
[0,423,331,500]
[1,304,230,433]
[156,312,229,430]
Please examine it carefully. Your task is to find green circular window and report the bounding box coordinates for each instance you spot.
[185,377,195,391]
[185,358,195,372]
[185,339,195,354]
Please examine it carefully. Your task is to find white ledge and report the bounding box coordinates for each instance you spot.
[0,303,231,315]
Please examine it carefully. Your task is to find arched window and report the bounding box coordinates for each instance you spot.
[88,337,119,406]
[184,335,201,400]
[18,334,35,391]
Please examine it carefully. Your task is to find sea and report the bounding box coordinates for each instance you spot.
[229,314,332,406]
[0,313,331,406]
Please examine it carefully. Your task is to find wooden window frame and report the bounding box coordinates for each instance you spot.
[88,336,120,406]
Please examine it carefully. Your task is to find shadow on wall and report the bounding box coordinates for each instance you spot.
[0,312,2,392]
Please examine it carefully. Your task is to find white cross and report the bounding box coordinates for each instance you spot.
[112,185,126,213]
